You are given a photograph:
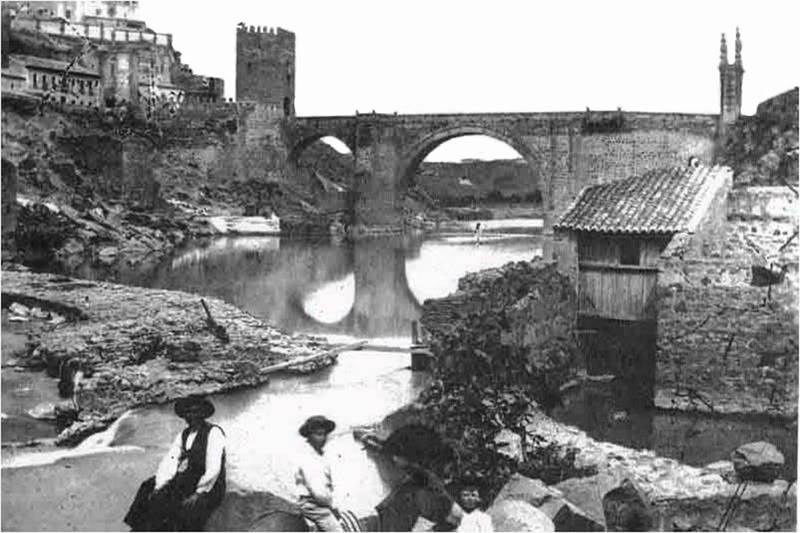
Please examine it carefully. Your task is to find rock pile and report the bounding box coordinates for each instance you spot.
[1,270,337,445]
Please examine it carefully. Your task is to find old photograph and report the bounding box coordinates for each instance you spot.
[1,0,798,531]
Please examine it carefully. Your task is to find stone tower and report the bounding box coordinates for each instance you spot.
[719,28,744,133]
[236,24,296,116]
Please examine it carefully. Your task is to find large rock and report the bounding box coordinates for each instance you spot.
[205,490,305,531]
[492,474,602,531]
[554,471,624,529]
[488,500,555,532]
[601,478,652,531]
[96,246,119,265]
[731,441,785,482]
[494,429,525,463]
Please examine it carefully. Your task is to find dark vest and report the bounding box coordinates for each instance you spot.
[174,422,227,507]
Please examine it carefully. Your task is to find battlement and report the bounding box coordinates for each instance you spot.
[235,23,295,111]
[236,23,294,38]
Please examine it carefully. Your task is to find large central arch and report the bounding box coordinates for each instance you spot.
[397,124,548,205]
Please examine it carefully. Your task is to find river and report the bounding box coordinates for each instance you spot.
[1,226,545,530]
[2,226,796,530]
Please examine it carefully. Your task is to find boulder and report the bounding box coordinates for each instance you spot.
[96,246,119,265]
[9,302,30,316]
[602,478,652,531]
[488,499,555,532]
[492,474,602,531]
[731,441,785,482]
[205,489,305,531]
[554,471,622,528]
[493,474,556,507]
[494,429,525,463]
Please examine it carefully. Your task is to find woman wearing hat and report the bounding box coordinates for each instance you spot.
[126,395,226,531]
[295,415,343,531]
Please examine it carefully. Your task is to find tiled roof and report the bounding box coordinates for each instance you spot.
[554,165,732,234]
[10,54,99,77]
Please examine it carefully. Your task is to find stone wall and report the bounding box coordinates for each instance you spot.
[421,260,579,378]
[236,25,295,114]
[657,186,799,416]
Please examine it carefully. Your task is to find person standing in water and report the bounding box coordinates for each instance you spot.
[474,222,483,246]
[296,415,343,531]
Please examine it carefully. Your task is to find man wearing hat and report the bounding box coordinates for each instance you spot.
[295,415,342,531]
[126,394,226,531]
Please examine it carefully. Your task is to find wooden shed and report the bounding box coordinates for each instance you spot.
[555,164,732,323]
[554,164,732,397]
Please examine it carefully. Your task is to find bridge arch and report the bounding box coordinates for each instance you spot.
[288,133,356,164]
[397,124,547,205]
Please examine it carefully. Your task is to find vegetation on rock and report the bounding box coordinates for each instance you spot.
[416,261,596,499]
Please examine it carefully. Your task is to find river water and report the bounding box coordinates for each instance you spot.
[2,227,546,529]
[2,225,796,528]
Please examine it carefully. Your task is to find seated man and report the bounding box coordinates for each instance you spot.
[296,415,342,532]
[124,395,226,531]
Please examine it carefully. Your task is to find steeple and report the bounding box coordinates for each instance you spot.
[734,27,742,66]
[719,33,728,67]
[718,28,744,135]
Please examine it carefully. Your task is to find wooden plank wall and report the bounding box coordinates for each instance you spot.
[579,265,658,320]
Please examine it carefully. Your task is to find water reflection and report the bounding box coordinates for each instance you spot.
[125,233,544,340]
[552,380,798,478]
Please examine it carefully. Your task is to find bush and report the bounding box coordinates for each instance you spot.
[415,284,592,499]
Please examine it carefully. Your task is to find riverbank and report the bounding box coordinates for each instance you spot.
[0,269,342,446]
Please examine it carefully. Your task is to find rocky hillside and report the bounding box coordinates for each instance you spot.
[721,87,799,187]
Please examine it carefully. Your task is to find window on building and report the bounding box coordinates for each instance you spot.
[65,9,71,19]
[79,80,85,94]
[95,8,101,15]
[619,239,641,266]
[32,73,38,88]
[108,6,117,17]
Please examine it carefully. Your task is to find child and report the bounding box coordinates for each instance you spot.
[455,477,493,532]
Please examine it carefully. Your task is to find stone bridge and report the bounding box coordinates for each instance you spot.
[285,110,720,229]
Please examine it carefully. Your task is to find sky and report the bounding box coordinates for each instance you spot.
[138,0,799,161]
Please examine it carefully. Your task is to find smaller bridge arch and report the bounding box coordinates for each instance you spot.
[288,133,357,164]
[397,124,548,206]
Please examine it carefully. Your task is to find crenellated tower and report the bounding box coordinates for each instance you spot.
[236,24,296,116]
[719,27,744,133]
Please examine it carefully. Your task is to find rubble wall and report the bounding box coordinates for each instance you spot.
[421,260,579,375]
[657,186,799,416]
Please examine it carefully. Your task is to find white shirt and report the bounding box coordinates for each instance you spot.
[457,509,494,532]
[154,425,225,493]
[295,443,336,508]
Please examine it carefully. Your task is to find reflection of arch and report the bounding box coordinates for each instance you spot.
[292,242,424,336]
[398,125,546,203]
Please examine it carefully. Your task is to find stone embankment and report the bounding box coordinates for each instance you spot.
[408,258,796,531]
[1,270,338,445]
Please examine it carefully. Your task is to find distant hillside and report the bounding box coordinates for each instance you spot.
[415,159,542,206]
[721,87,799,187]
